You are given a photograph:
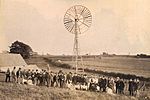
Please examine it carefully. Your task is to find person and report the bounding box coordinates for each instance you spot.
[98,76,103,92]
[5,68,11,82]
[42,70,47,85]
[26,69,31,79]
[101,76,107,92]
[83,74,88,85]
[81,82,88,91]
[52,73,59,87]
[108,77,115,92]
[115,77,120,94]
[128,79,134,96]
[119,79,125,94]
[58,70,65,88]
[34,69,39,85]
[31,70,35,84]
[16,68,22,83]
[72,73,77,85]
[21,69,26,78]
[45,71,52,87]
[11,67,17,82]
[135,79,140,97]
[38,70,44,86]
[89,78,95,91]
[133,79,139,96]
[66,72,72,84]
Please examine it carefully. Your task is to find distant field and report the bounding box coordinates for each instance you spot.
[63,56,150,78]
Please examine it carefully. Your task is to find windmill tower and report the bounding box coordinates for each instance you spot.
[64,5,92,72]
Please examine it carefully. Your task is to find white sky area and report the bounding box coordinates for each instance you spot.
[0,0,150,55]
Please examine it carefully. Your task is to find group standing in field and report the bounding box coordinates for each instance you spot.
[5,67,144,97]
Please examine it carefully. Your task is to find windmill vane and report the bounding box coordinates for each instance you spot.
[64,5,92,72]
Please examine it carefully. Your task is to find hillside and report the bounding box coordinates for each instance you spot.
[0,82,139,100]
[0,56,149,100]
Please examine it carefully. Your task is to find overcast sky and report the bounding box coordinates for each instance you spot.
[0,0,150,55]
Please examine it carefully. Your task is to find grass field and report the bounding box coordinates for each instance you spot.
[0,55,150,100]
[0,72,149,100]
[63,56,150,78]
[0,81,142,100]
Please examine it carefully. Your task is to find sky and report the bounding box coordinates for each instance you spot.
[0,0,150,55]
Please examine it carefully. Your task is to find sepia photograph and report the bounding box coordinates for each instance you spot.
[0,0,150,100]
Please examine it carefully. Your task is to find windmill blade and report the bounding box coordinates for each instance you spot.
[80,7,86,15]
[64,20,74,24]
[66,12,75,19]
[78,20,89,27]
[74,6,78,18]
[70,24,75,33]
[78,7,86,18]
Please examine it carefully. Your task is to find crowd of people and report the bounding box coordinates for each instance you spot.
[5,67,144,97]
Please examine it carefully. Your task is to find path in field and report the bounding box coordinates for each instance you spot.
[64,57,150,77]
